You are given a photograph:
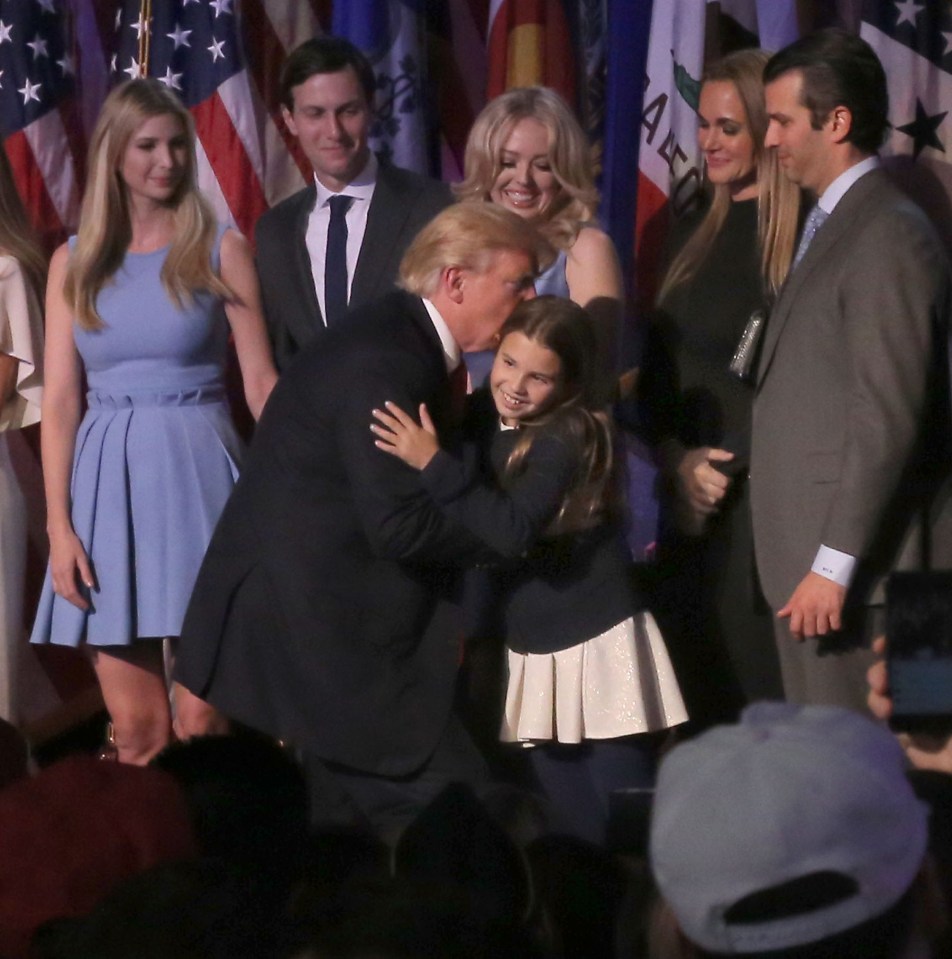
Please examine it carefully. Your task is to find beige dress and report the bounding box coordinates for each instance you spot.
[0,256,43,723]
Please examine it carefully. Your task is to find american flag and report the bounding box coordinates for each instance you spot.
[861,0,952,262]
[0,0,81,250]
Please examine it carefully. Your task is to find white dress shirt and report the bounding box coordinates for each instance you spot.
[421,298,461,373]
[305,153,378,324]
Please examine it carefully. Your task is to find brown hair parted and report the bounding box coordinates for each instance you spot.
[658,48,801,303]
[454,87,599,251]
[398,203,554,299]
[66,78,231,331]
[498,296,617,536]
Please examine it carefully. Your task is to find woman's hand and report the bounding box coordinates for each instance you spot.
[676,446,735,515]
[667,446,735,536]
[371,401,440,470]
[48,525,95,610]
[220,229,278,420]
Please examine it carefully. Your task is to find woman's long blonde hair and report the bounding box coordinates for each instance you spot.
[454,87,599,252]
[657,49,800,304]
[66,78,231,330]
[0,142,46,301]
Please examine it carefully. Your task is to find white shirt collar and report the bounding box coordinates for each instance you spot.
[818,155,881,215]
[421,298,461,373]
[313,152,378,207]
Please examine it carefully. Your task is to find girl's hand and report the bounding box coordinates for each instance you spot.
[49,526,95,610]
[371,401,440,470]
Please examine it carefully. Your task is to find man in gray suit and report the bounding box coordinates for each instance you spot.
[256,37,452,371]
[751,30,952,710]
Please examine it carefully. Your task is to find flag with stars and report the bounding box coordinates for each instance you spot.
[0,0,82,249]
[861,0,952,259]
[110,0,323,237]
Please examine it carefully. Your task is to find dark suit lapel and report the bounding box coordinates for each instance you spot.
[352,164,418,306]
[757,171,883,387]
[406,294,449,374]
[403,294,456,432]
[293,184,325,331]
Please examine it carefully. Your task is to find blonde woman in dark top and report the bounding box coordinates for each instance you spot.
[640,49,801,726]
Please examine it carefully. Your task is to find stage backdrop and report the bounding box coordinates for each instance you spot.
[2,0,944,737]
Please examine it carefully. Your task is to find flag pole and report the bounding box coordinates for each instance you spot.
[138,0,151,76]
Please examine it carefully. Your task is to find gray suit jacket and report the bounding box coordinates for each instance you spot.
[255,161,453,371]
[751,168,952,612]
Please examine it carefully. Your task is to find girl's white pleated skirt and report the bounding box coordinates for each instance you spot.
[501,612,688,744]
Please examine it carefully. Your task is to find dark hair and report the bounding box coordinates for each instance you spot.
[279,36,376,111]
[763,29,888,153]
[498,296,616,534]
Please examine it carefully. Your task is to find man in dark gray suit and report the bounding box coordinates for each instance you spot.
[751,30,952,711]
[256,37,452,371]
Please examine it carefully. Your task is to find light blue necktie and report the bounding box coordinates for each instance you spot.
[792,204,830,270]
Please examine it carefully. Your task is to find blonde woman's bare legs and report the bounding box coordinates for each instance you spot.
[89,642,171,765]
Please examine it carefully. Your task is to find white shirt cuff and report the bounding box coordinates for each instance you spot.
[811,545,856,588]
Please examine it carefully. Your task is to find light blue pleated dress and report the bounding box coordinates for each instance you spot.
[30,228,242,648]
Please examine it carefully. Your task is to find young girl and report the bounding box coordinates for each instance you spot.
[371,295,686,844]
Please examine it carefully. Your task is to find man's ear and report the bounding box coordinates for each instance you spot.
[280,104,298,138]
[827,105,853,144]
[443,266,466,304]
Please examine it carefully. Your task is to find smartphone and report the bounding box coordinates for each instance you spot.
[886,571,952,734]
[709,430,749,479]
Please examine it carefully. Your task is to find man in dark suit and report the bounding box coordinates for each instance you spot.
[174,204,548,831]
[750,30,952,711]
[257,37,453,371]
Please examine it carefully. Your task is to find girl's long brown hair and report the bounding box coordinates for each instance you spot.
[499,296,616,535]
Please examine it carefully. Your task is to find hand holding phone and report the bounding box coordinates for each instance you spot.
[886,571,952,736]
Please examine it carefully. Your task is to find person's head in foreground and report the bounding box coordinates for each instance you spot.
[649,702,939,959]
